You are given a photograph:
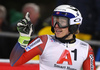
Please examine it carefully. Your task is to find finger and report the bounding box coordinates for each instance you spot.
[17,22,27,26]
[25,12,30,21]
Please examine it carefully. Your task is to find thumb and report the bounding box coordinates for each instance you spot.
[25,12,30,21]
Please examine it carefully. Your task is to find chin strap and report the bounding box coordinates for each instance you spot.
[55,33,76,43]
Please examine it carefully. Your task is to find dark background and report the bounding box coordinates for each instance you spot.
[0,0,57,21]
[0,0,57,59]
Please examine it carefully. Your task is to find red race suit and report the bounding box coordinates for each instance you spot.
[10,35,96,70]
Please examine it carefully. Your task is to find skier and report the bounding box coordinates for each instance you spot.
[10,5,96,70]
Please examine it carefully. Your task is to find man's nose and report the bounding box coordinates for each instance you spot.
[54,23,59,28]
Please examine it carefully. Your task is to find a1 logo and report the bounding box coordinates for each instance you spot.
[57,49,77,65]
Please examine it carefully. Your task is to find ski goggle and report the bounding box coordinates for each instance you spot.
[52,16,69,28]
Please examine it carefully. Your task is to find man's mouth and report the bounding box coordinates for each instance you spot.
[56,30,62,32]
[55,30,62,33]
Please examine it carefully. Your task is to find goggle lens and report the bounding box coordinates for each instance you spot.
[53,16,69,28]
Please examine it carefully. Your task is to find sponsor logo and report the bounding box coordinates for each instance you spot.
[80,42,87,46]
[56,12,60,14]
[76,13,79,16]
[67,66,76,70]
[54,64,76,70]
[50,39,55,42]
[89,54,94,70]
[55,8,66,11]
[74,18,81,22]
[54,64,66,69]
[25,46,31,50]
[25,38,43,51]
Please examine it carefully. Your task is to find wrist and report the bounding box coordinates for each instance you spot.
[18,36,31,48]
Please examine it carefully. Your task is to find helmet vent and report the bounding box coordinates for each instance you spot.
[72,8,78,11]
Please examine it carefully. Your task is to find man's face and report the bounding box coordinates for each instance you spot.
[54,23,69,38]
[53,16,68,28]
[53,16,70,38]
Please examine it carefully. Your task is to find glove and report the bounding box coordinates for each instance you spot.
[17,12,33,48]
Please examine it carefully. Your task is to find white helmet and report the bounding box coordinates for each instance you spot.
[51,5,83,34]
